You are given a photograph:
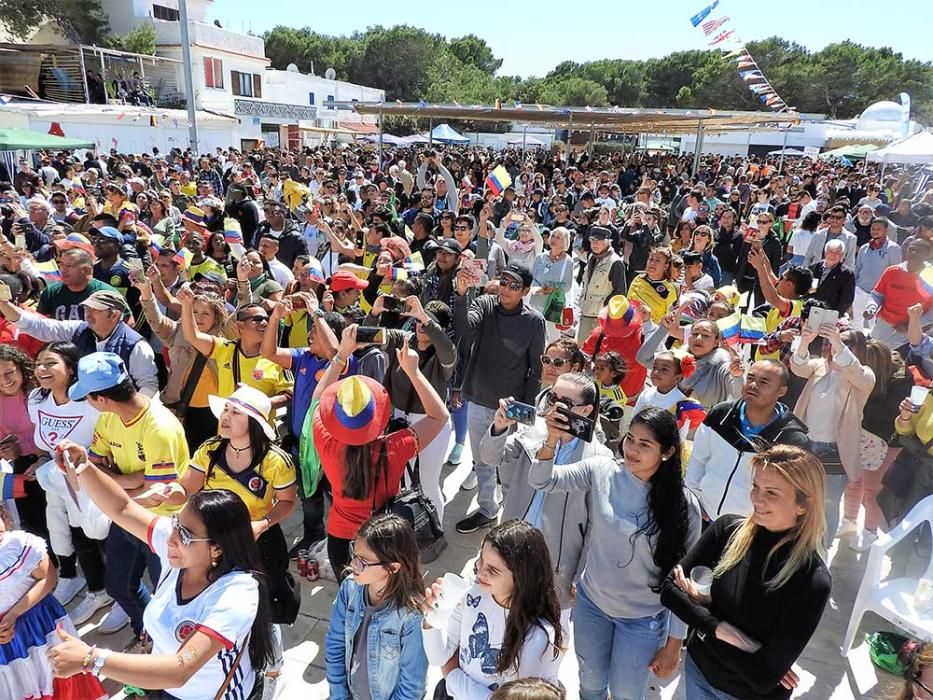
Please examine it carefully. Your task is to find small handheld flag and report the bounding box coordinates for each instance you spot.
[36,260,62,283]
[739,315,767,344]
[675,399,707,432]
[717,311,741,346]
[484,165,512,197]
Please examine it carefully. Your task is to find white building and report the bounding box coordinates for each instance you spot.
[96,0,383,149]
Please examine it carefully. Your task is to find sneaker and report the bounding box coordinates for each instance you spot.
[53,576,86,606]
[70,590,114,625]
[123,631,153,654]
[455,511,497,534]
[849,530,878,553]
[446,443,464,466]
[99,603,131,634]
[835,518,858,539]
[460,471,478,491]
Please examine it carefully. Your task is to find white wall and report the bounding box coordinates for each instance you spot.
[263,69,383,126]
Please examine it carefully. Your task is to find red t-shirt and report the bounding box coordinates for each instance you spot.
[0,318,43,357]
[873,265,933,327]
[313,416,419,540]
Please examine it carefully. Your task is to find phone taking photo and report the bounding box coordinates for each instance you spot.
[381,296,403,312]
[355,326,386,345]
[554,405,595,443]
[504,399,536,426]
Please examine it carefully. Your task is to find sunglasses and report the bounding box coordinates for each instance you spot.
[544,389,585,408]
[171,515,211,547]
[349,540,387,572]
[454,225,470,231]
[239,314,268,324]
[541,355,569,368]
[498,277,523,291]
[756,219,771,225]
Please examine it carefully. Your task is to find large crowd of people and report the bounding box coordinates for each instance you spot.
[0,139,931,700]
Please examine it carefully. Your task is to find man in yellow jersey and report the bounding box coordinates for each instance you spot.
[178,289,293,410]
[747,246,814,361]
[74,352,189,652]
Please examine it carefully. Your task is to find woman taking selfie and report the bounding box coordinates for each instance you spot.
[660,445,831,700]
[312,325,449,577]
[49,440,275,700]
[325,513,428,700]
[530,407,701,700]
[421,519,565,698]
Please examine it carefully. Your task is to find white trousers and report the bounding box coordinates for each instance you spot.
[393,409,453,523]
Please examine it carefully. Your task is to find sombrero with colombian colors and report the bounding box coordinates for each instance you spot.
[318,375,392,446]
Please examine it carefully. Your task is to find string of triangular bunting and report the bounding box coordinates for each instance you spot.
[689,1,789,111]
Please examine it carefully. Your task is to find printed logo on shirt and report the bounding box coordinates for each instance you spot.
[136,442,145,462]
[175,620,197,642]
[36,410,82,450]
[252,368,265,381]
[248,475,264,493]
[110,275,123,286]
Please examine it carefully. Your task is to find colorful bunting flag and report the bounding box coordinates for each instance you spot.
[701,16,729,35]
[709,30,735,46]
[690,0,720,27]
[737,59,756,69]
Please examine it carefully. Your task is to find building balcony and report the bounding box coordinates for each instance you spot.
[146,19,265,60]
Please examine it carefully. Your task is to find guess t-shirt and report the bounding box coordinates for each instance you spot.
[145,517,258,700]
[27,389,100,453]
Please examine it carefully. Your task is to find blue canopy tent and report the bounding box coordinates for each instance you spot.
[430,123,469,144]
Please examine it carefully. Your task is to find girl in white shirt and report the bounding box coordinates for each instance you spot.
[47,441,275,700]
[422,519,565,700]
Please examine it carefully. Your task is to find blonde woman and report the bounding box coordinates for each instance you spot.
[660,445,831,700]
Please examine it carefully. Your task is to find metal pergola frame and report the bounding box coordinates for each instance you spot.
[330,101,800,175]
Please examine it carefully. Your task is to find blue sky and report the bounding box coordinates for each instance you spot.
[210,0,932,77]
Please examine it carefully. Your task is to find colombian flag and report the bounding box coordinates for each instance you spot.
[484,165,512,196]
[223,218,244,245]
[35,260,62,283]
[920,265,933,296]
[739,315,767,344]
[401,252,425,272]
[172,248,193,270]
[717,311,741,346]
[388,268,409,281]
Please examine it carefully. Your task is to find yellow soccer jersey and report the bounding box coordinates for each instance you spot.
[189,438,296,520]
[90,399,189,515]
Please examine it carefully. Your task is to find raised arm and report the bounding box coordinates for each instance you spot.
[177,286,216,356]
[262,297,302,369]
[749,245,790,315]
[396,336,450,448]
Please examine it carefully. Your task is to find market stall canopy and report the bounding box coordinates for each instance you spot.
[768,148,806,156]
[507,134,546,146]
[819,144,878,160]
[866,131,933,165]
[430,123,469,144]
[0,127,95,150]
[343,102,799,135]
[360,133,407,146]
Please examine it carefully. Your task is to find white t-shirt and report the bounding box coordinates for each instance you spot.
[27,389,100,454]
[789,228,815,260]
[633,385,691,441]
[266,256,295,288]
[422,583,561,699]
[144,518,258,700]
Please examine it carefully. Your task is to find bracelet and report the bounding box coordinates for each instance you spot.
[542,441,558,451]
[332,353,347,367]
[82,644,97,674]
[91,648,111,678]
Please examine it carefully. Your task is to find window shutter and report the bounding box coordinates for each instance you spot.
[253,74,261,98]
[203,57,213,88]
[231,71,241,96]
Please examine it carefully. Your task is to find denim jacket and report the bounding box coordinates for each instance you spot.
[325,578,428,700]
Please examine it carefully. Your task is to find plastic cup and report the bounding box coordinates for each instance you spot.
[425,573,471,628]
[911,386,930,410]
[690,566,714,597]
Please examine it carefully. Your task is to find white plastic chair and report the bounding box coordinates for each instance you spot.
[842,494,933,655]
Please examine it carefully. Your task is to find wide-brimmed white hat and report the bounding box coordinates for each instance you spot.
[208,385,276,440]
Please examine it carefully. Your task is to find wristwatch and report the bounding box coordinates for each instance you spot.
[92,648,111,678]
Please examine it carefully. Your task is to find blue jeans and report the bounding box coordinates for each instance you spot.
[682,652,740,699]
[574,584,669,700]
[451,397,469,445]
[466,402,500,518]
[105,522,162,636]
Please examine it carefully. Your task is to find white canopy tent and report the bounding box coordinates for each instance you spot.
[507,134,546,146]
[866,130,933,165]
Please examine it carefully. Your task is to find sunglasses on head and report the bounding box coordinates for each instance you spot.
[171,515,211,547]
[541,355,569,368]
[544,389,585,408]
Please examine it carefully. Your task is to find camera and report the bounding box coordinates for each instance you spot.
[600,398,625,422]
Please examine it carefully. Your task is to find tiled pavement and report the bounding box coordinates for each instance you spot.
[80,448,903,700]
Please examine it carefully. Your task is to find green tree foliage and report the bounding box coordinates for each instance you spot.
[261,25,933,120]
[0,0,109,44]
[109,21,157,56]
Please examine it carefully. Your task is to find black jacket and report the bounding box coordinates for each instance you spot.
[255,219,304,269]
[809,262,856,314]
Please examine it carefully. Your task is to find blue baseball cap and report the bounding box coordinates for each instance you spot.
[92,226,124,243]
[69,352,130,400]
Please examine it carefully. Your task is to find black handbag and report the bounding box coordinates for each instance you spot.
[878,434,933,527]
[373,441,448,563]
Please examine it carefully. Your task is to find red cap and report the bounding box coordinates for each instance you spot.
[330,270,369,293]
